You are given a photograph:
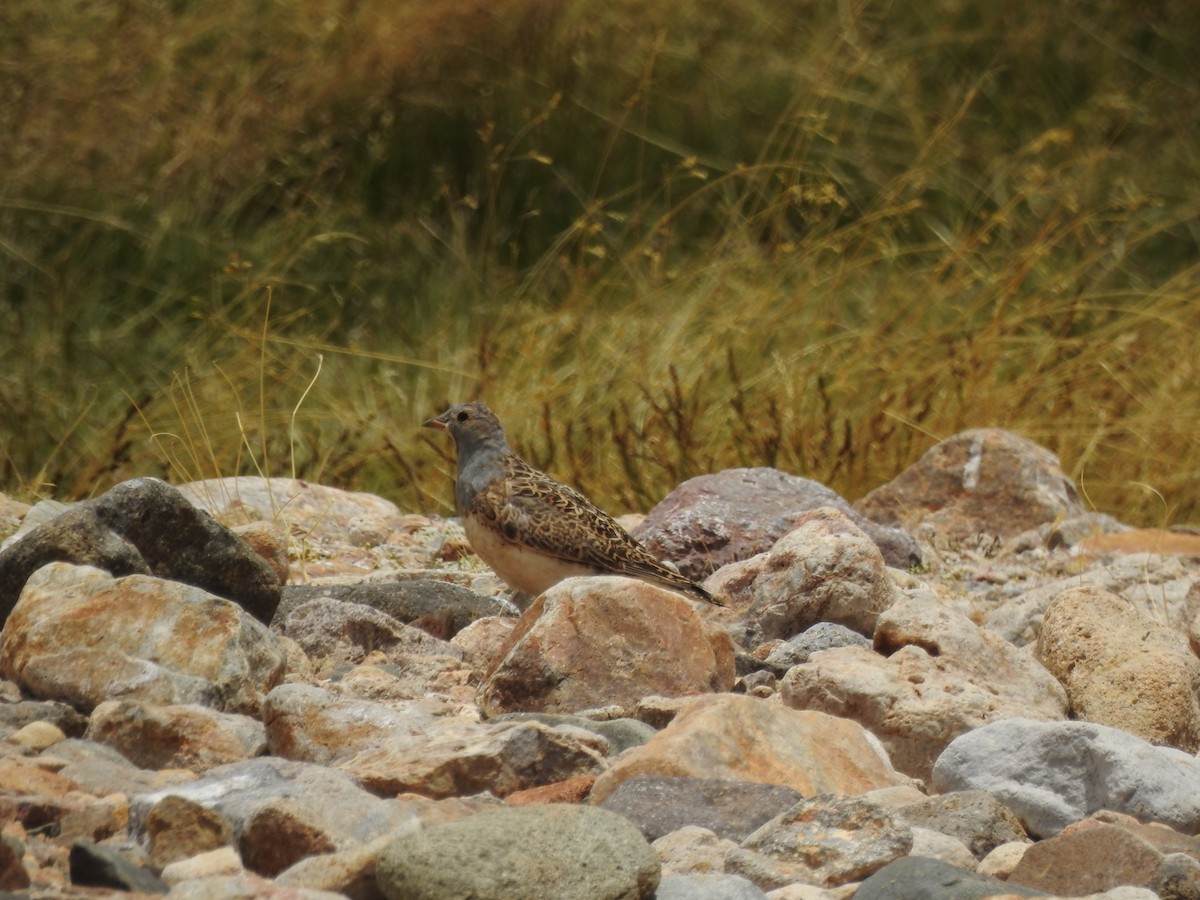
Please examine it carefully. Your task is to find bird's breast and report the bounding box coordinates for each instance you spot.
[463,513,597,597]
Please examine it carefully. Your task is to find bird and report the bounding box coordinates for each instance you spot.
[424,401,723,606]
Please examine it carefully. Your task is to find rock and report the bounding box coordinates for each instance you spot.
[451,616,518,673]
[893,790,1028,859]
[275,835,392,899]
[341,718,607,799]
[489,712,657,755]
[852,855,1048,899]
[713,508,900,642]
[262,683,440,766]
[374,804,660,900]
[652,825,740,877]
[276,581,513,638]
[872,590,1069,715]
[167,872,348,899]
[178,476,406,544]
[0,562,285,715]
[0,697,88,739]
[1036,586,1200,751]
[931,718,1200,838]
[910,826,978,871]
[600,776,805,842]
[977,841,1031,879]
[590,694,911,804]
[1080,528,1200,558]
[160,846,244,887]
[478,577,734,716]
[6,719,65,753]
[263,682,605,799]
[69,838,167,894]
[130,757,419,876]
[42,737,194,797]
[656,872,768,899]
[144,795,236,868]
[505,773,597,806]
[0,477,281,626]
[1155,852,1200,900]
[764,622,871,669]
[275,597,464,673]
[1006,820,1200,896]
[854,428,1083,540]
[984,553,1200,646]
[0,833,30,891]
[87,700,267,772]
[632,467,921,578]
[726,795,913,890]
[781,591,1067,781]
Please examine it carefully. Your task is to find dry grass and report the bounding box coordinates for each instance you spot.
[2,0,1198,525]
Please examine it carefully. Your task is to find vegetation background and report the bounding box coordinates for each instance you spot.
[2,0,1198,525]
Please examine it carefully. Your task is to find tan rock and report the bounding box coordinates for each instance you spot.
[709,508,899,642]
[855,428,1082,539]
[274,834,393,898]
[781,644,1066,783]
[590,694,911,804]
[1037,587,1200,751]
[88,701,266,772]
[159,846,244,888]
[652,825,737,876]
[977,841,1032,879]
[478,577,735,716]
[341,719,607,799]
[0,563,285,715]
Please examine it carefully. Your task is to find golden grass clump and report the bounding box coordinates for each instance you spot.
[1,0,1198,526]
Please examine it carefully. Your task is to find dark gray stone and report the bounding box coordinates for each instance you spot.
[633,467,920,579]
[69,839,167,894]
[490,712,657,755]
[600,775,804,842]
[766,621,872,667]
[895,790,1028,859]
[0,478,280,626]
[275,580,515,638]
[854,856,1048,900]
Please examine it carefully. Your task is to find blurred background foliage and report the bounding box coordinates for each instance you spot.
[1,0,1198,523]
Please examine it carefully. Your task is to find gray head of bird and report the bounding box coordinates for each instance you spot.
[424,401,512,459]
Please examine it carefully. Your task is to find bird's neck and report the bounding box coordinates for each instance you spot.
[454,432,512,513]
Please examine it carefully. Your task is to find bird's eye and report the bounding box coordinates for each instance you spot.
[456,410,470,422]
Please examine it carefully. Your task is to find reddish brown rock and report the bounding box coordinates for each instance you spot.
[590,694,911,804]
[632,467,921,579]
[1037,586,1200,751]
[505,774,597,807]
[855,428,1083,539]
[478,577,734,716]
[1006,821,1174,895]
[144,795,235,868]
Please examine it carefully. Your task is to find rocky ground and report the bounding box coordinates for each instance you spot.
[0,427,1199,899]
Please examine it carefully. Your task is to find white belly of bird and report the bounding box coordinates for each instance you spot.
[463,514,597,596]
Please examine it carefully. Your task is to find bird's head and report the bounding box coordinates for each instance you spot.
[424,401,510,457]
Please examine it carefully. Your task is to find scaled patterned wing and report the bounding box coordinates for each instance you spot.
[469,457,696,587]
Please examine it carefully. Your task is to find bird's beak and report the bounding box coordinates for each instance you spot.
[423,412,449,431]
